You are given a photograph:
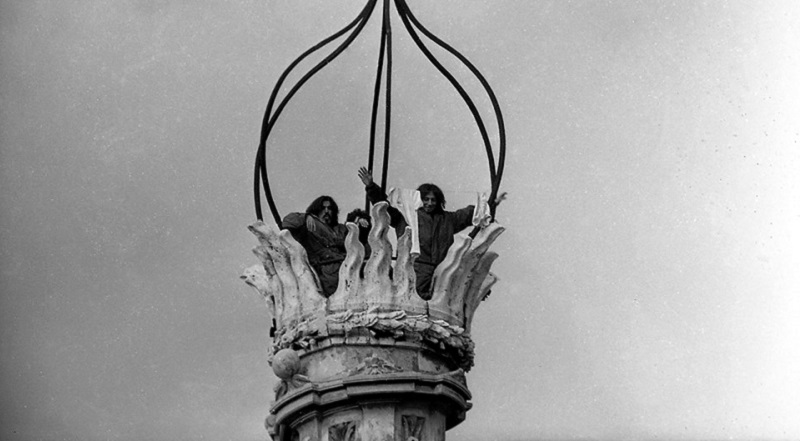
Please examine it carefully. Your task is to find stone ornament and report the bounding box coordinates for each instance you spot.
[271,349,309,399]
[400,415,425,441]
[349,355,403,376]
[328,421,359,441]
[272,348,301,379]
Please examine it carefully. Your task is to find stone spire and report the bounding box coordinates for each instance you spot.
[242,201,504,441]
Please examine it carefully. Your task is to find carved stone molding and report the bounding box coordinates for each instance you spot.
[400,415,425,441]
[445,369,467,388]
[348,355,403,376]
[269,371,471,427]
[328,421,359,441]
[270,307,476,371]
[273,374,310,401]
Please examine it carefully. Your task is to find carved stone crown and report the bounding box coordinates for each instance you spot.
[242,201,504,440]
[242,201,504,371]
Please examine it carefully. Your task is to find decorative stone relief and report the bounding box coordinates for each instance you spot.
[270,307,476,371]
[349,355,403,376]
[328,421,359,441]
[400,415,425,441]
[274,374,310,399]
[265,414,276,432]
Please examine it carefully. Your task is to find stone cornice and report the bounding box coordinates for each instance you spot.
[270,370,472,430]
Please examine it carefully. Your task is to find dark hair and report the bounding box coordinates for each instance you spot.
[417,183,446,211]
[306,195,339,225]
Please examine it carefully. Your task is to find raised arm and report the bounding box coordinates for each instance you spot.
[359,167,388,204]
[358,167,408,232]
[453,204,477,231]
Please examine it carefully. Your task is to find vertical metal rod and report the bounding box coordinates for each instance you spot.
[366,1,389,211]
[380,0,393,192]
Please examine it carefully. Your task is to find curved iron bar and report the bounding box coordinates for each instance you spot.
[255,13,364,222]
[395,0,507,218]
[255,0,506,222]
[394,2,496,210]
[255,0,378,223]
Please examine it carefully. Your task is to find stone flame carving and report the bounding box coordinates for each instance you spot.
[428,222,504,327]
[243,202,503,370]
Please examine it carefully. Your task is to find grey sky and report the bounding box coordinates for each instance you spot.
[1,1,798,440]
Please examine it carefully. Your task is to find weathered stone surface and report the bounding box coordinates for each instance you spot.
[269,310,474,372]
[392,227,420,312]
[400,415,425,441]
[328,420,358,441]
[336,223,365,300]
[268,373,468,441]
[272,349,301,379]
[240,264,277,323]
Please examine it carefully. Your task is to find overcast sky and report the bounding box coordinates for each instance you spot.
[1,1,799,440]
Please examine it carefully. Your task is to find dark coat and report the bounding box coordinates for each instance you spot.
[282,212,348,296]
[282,213,348,266]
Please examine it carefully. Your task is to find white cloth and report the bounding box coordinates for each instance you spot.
[472,192,492,228]
[387,188,422,256]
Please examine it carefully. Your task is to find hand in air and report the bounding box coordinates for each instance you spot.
[358,167,374,186]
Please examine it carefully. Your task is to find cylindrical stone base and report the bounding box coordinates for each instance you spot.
[267,342,471,441]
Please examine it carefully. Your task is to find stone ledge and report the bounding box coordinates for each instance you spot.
[270,371,472,431]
